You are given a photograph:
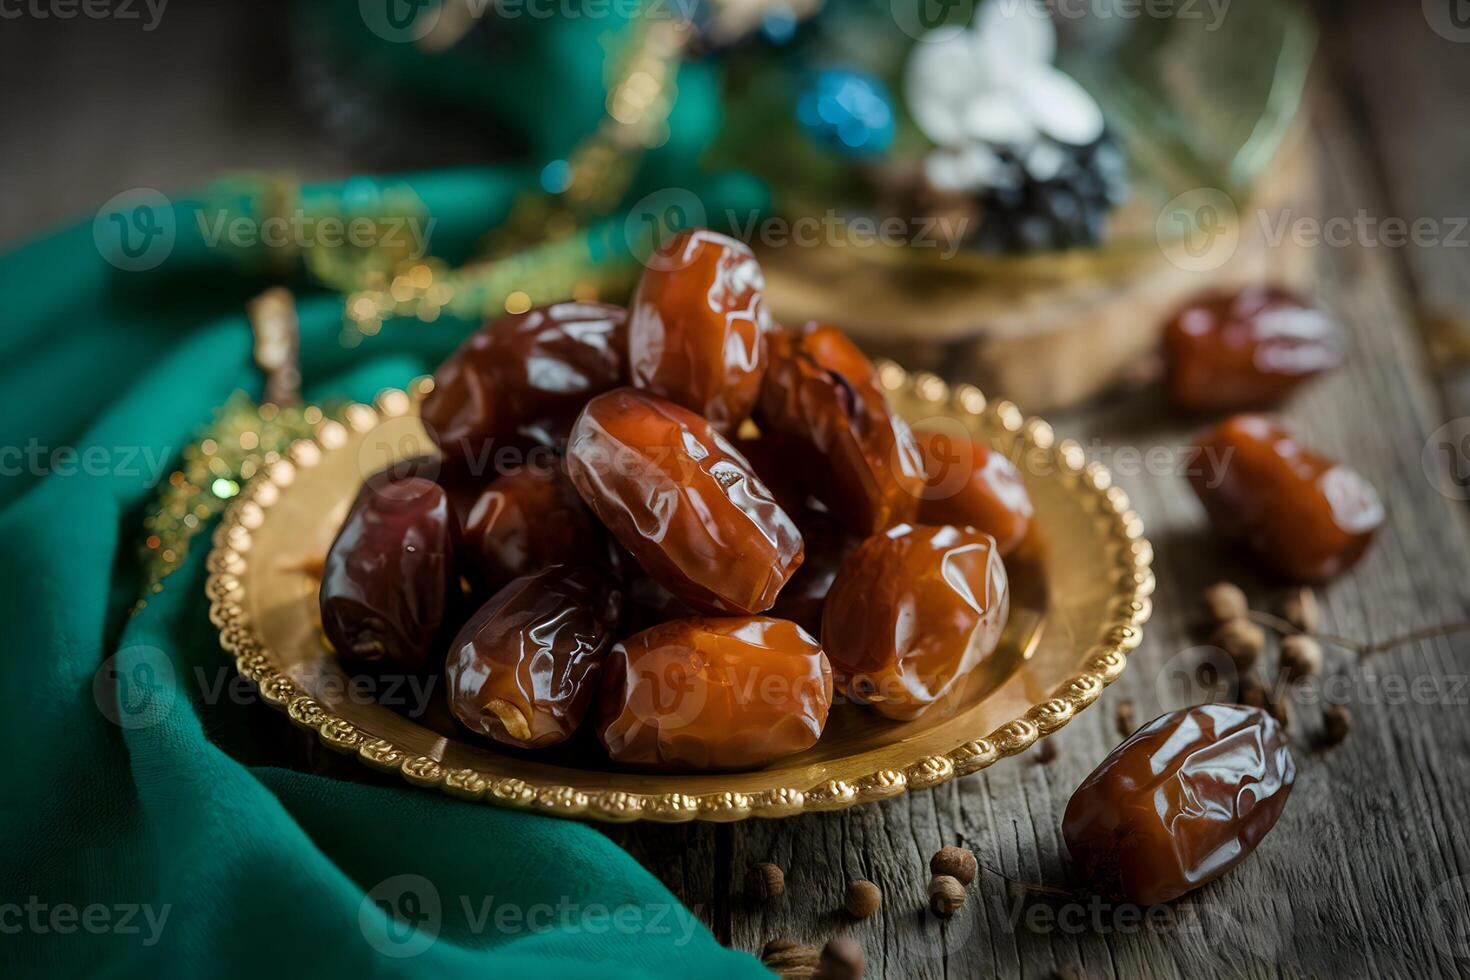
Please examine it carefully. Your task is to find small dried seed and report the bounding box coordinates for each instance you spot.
[844,879,882,918]
[1037,738,1058,764]
[1115,700,1136,739]
[1282,587,1320,633]
[746,862,785,901]
[1203,581,1249,622]
[929,846,977,885]
[1212,618,1266,670]
[1279,634,1324,681]
[763,942,820,978]
[1323,704,1352,746]
[762,938,800,958]
[928,875,966,918]
[816,936,864,980]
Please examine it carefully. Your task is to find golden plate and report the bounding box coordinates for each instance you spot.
[206,365,1153,822]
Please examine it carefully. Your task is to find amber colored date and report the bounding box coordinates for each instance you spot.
[446,565,621,748]
[1188,414,1383,582]
[422,301,627,463]
[320,477,458,672]
[756,322,924,535]
[597,617,832,770]
[822,524,1008,720]
[461,463,604,595]
[1063,703,1295,905]
[565,388,804,615]
[912,429,1033,555]
[1164,286,1343,412]
[628,229,771,433]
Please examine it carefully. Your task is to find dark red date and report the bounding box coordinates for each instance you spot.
[445,565,620,748]
[1188,414,1383,582]
[422,301,627,463]
[1164,286,1342,412]
[756,322,924,535]
[320,477,457,672]
[461,463,604,595]
[1063,703,1295,905]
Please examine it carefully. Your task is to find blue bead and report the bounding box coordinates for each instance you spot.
[796,69,895,158]
[539,159,572,194]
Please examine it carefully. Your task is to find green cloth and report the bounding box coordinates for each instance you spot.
[0,164,769,976]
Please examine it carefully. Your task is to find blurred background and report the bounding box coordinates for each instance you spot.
[2,0,1467,414]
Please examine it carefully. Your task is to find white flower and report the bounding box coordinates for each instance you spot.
[906,0,1103,191]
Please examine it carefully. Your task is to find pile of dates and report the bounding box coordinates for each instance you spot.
[320,229,1033,770]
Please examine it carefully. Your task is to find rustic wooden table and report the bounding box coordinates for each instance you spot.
[5,3,1469,977]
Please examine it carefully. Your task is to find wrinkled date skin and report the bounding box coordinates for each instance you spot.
[565,388,804,615]
[1188,415,1383,582]
[320,477,458,672]
[756,322,924,535]
[422,301,628,463]
[913,429,1034,555]
[1164,287,1343,412]
[628,228,771,433]
[461,464,605,595]
[822,524,1009,721]
[1063,704,1296,905]
[446,565,621,749]
[597,617,833,770]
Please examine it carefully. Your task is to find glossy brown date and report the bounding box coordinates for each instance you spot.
[822,524,1008,720]
[1164,286,1342,412]
[756,322,924,535]
[422,301,628,463]
[461,463,604,594]
[1063,703,1296,905]
[565,388,804,615]
[913,429,1033,555]
[597,617,832,770]
[445,565,620,748]
[628,228,770,433]
[320,477,457,672]
[1188,414,1383,582]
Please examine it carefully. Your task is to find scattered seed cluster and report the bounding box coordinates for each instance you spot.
[1201,581,1350,748]
[752,846,985,977]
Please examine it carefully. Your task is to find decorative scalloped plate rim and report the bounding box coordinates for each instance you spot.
[206,364,1153,822]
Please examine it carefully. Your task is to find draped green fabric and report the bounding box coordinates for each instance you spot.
[0,155,769,973]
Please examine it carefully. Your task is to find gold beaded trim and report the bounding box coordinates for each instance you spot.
[206,367,1153,822]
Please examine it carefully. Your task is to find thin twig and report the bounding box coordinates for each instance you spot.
[1247,610,1470,657]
